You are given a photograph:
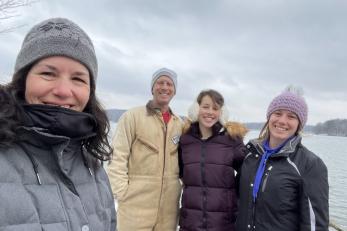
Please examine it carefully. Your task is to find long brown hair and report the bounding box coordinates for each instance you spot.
[0,64,113,161]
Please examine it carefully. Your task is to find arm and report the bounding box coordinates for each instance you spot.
[107,111,135,201]
[110,198,117,231]
[232,139,248,198]
[232,138,247,173]
[299,156,329,231]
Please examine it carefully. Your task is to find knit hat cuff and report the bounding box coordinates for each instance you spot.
[15,37,97,80]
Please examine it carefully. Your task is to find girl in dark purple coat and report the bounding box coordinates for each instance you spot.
[178,89,248,231]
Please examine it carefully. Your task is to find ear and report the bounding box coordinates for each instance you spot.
[219,105,229,125]
[188,102,199,122]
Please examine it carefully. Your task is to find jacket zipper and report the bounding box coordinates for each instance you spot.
[251,200,256,231]
[201,141,207,230]
[59,150,80,196]
[156,119,168,223]
[261,165,273,192]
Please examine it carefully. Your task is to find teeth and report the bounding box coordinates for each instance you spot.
[46,103,71,108]
[275,125,287,131]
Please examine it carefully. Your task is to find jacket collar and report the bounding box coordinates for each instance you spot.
[146,100,177,118]
[248,135,302,158]
[189,121,225,139]
[21,104,96,140]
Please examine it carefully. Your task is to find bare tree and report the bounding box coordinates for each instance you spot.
[0,0,37,33]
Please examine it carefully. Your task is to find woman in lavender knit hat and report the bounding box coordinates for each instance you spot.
[236,86,329,231]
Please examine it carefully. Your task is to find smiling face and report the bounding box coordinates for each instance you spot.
[152,75,175,111]
[198,95,222,131]
[268,109,300,148]
[25,56,91,112]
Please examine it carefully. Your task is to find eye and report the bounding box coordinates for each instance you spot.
[288,114,298,119]
[41,71,53,76]
[73,77,86,83]
[71,75,89,84]
[40,71,56,79]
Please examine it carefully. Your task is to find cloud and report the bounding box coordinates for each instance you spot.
[0,0,346,125]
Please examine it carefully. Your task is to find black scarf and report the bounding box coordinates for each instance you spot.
[21,104,97,140]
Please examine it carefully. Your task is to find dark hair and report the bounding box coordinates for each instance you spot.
[197,89,224,107]
[0,65,113,161]
[0,85,22,148]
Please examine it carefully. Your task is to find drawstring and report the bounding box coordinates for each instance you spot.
[81,145,93,176]
[18,143,42,185]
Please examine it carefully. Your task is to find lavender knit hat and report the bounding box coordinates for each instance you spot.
[14,17,97,81]
[266,86,308,129]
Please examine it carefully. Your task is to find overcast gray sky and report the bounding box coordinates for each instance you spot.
[1,0,346,125]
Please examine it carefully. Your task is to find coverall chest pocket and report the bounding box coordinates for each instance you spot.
[130,135,159,175]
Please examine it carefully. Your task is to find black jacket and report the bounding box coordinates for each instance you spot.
[235,136,329,231]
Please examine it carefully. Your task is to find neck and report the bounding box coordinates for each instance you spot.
[269,139,281,149]
[199,124,212,139]
[151,101,169,113]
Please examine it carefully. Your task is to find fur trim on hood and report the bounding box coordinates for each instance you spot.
[224,121,248,139]
[182,119,248,140]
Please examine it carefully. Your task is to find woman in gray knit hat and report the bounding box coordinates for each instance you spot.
[0,18,116,230]
[235,86,329,231]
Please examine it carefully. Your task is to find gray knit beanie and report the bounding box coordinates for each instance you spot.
[151,67,177,93]
[267,86,308,129]
[14,17,97,81]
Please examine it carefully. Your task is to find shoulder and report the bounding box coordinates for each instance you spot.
[0,144,27,176]
[118,106,146,122]
[292,144,328,175]
[124,105,147,115]
[0,143,23,157]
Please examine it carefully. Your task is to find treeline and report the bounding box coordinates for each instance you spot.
[245,119,347,137]
[313,119,347,137]
[106,109,347,137]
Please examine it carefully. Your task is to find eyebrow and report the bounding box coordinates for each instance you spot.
[34,64,89,76]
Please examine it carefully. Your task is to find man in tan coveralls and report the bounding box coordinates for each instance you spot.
[108,68,182,231]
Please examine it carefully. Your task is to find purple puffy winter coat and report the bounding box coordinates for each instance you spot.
[178,122,247,231]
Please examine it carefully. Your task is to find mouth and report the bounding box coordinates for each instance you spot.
[274,125,288,131]
[203,116,216,122]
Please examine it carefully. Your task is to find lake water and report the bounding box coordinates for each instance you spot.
[109,123,346,230]
[245,130,347,230]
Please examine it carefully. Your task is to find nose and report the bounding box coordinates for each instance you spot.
[52,78,73,98]
[161,82,170,89]
[206,108,213,115]
[277,114,287,124]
